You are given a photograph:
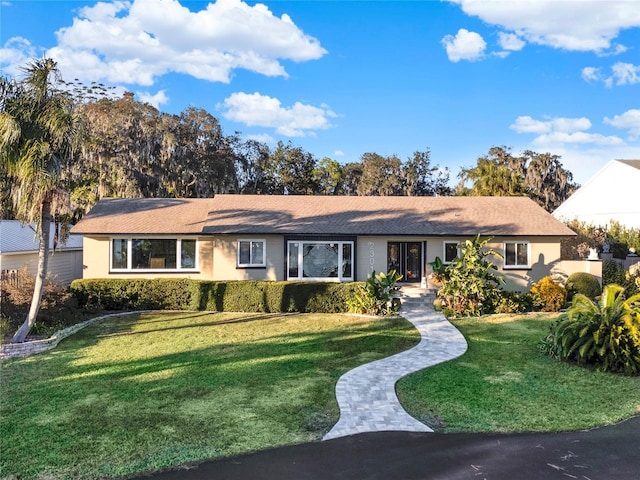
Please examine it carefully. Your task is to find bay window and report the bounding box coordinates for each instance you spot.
[287,241,354,281]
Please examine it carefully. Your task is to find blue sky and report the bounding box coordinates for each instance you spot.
[1,0,639,185]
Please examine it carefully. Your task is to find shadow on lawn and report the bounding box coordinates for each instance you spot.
[1,311,419,475]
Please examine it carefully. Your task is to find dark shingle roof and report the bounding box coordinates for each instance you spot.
[202,195,575,236]
[71,195,575,237]
[71,198,212,234]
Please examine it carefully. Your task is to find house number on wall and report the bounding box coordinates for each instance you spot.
[368,241,375,273]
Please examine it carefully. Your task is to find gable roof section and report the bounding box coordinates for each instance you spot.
[0,221,83,254]
[203,195,574,236]
[617,159,640,170]
[553,159,640,229]
[72,195,574,237]
[70,198,213,235]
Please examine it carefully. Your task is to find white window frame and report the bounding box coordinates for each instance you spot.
[287,240,354,281]
[503,241,530,269]
[110,237,198,272]
[237,239,266,268]
[442,241,460,264]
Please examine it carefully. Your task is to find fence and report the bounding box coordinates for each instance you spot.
[1,269,21,288]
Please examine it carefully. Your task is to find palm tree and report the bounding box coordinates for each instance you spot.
[0,58,80,343]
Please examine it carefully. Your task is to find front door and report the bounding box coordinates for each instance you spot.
[387,242,421,283]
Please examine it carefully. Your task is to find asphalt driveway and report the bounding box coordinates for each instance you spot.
[130,415,640,480]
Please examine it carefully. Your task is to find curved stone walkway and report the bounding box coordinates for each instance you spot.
[323,291,468,440]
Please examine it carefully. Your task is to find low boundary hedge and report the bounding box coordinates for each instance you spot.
[70,279,362,314]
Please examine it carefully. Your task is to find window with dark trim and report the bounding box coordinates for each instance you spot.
[287,240,354,281]
[111,238,197,271]
[504,241,530,268]
[443,241,460,264]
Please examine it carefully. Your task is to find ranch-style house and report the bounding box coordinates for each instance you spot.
[71,194,583,291]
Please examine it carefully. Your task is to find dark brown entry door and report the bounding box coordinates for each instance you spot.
[387,242,421,283]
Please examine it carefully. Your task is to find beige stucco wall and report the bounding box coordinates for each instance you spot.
[79,234,573,292]
[358,236,569,292]
[81,235,214,280]
[211,235,284,281]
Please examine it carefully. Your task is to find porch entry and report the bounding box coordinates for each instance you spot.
[387,242,422,283]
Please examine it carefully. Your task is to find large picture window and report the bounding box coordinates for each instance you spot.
[111,238,197,271]
[287,241,354,281]
[504,241,530,268]
[237,239,266,267]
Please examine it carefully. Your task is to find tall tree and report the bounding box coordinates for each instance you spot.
[261,141,318,194]
[401,150,452,196]
[0,59,81,343]
[522,150,578,212]
[456,146,578,212]
[357,152,402,196]
[313,157,345,195]
[456,147,528,197]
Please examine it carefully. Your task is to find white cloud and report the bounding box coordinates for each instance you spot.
[447,0,640,53]
[245,133,275,144]
[510,116,592,134]
[498,32,525,51]
[219,92,336,137]
[136,89,169,108]
[532,131,624,147]
[581,66,602,83]
[510,115,625,146]
[0,37,40,77]
[334,150,345,157]
[1,0,326,87]
[611,62,640,86]
[441,29,486,62]
[604,109,640,140]
[581,62,640,88]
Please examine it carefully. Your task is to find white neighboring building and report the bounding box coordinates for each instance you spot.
[0,220,83,286]
[553,160,640,229]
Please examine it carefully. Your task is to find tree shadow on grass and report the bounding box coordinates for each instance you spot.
[1,312,419,479]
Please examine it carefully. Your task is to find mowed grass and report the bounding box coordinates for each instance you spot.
[0,311,419,479]
[397,313,640,433]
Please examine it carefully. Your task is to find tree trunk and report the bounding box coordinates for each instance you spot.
[11,200,51,343]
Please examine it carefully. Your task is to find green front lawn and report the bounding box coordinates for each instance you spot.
[397,313,640,432]
[0,311,419,479]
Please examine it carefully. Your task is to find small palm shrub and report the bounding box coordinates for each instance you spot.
[530,276,567,312]
[347,270,403,316]
[565,272,601,301]
[541,284,640,375]
[437,234,504,317]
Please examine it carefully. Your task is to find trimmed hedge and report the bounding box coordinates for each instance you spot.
[70,279,362,314]
[565,272,601,300]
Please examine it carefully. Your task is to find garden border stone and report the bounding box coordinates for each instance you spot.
[0,311,143,360]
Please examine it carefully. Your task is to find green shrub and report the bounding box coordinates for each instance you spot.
[347,270,402,316]
[71,279,357,314]
[437,235,504,317]
[565,272,601,301]
[530,276,567,312]
[602,260,626,286]
[493,291,533,314]
[542,284,640,375]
